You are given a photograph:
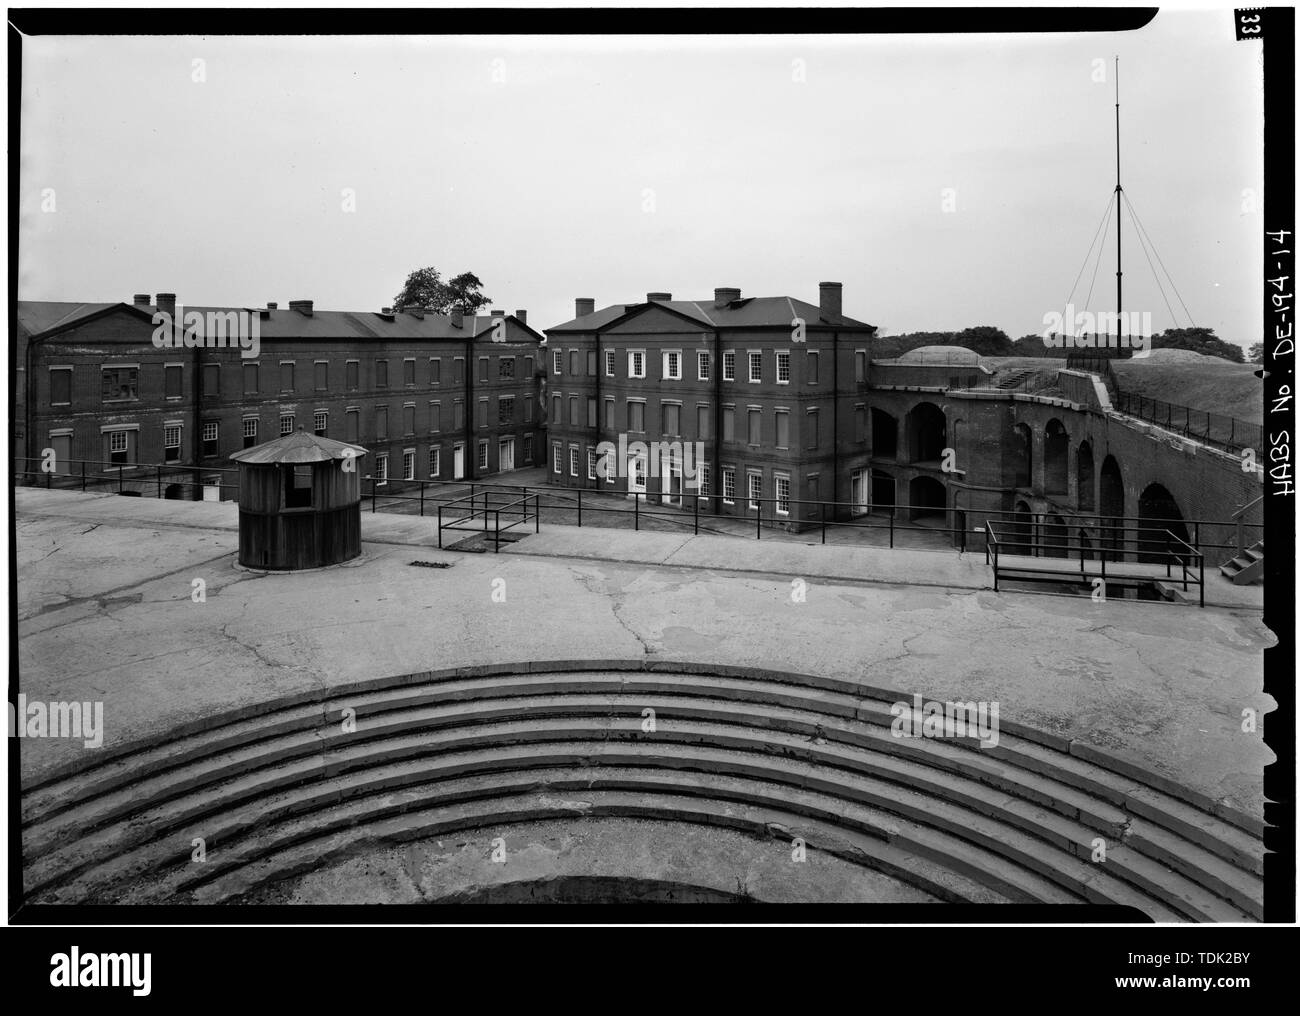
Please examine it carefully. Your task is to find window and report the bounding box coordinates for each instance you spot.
[376,405,388,440]
[551,394,561,423]
[855,405,866,443]
[747,408,761,445]
[242,363,258,395]
[453,399,465,430]
[404,359,416,386]
[722,468,736,504]
[242,418,258,449]
[403,449,415,481]
[748,352,762,383]
[525,356,534,377]
[102,367,139,402]
[586,350,597,376]
[698,463,711,501]
[553,350,563,375]
[376,360,389,388]
[698,352,711,381]
[586,397,597,427]
[553,442,563,473]
[568,395,579,426]
[605,446,616,484]
[453,358,465,384]
[315,361,328,390]
[429,358,441,384]
[748,471,762,510]
[165,424,183,462]
[499,357,515,380]
[499,396,515,426]
[346,360,359,390]
[722,406,735,442]
[109,430,130,466]
[855,351,867,383]
[807,351,819,384]
[200,363,219,397]
[280,414,294,436]
[202,421,219,458]
[404,404,415,435]
[346,409,359,442]
[280,361,295,392]
[523,434,532,465]
[628,400,645,433]
[569,445,579,477]
[315,411,328,437]
[477,440,489,470]
[776,351,791,384]
[524,397,533,424]
[587,448,597,480]
[697,404,710,440]
[478,357,489,383]
[805,408,819,450]
[605,350,616,377]
[430,401,441,432]
[775,410,790,449]
[628,351,645,378]
[429,446,441,477]
[604,397,615,428]
[662,402,680,435]
[663,351,681,380]
[723,351,736,381]
[165,364,183,399]
[375,453,388,485]
[49,368,71,406]
[775,474,791,516]
[570,350,580,376]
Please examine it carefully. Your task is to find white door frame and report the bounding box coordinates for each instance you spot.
[453,443,465,480]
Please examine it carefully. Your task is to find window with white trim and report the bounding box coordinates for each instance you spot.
[109,430,130,466]
[747,471,762,510]
[776,351,791,384]
[587,448,597,481]
[553,349,563,375]
[280,414,294,436]
[663,350,681,380]
[553,442,563,473]
[164,424,183,462]
[569,445,580,477]
[242,417,258,450]
[605,350,616,377]
[477,440,489,470]
[748,351,762,383]
[697,351,711,381]
[698,462,710,501]
[202,421,219,457]
[775,474,791,516]
[628,350,646,379]
[722,468,736,504]
[314,411,328,437]
[722,351,735,381]
[375,453,388,485]
[403,449,416,481]
[429,446,441,477]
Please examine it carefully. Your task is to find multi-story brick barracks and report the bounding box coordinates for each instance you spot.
[544,283,878,525]
[544,284,1263,566]
[17,295,546,498]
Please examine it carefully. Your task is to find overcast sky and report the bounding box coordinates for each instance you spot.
[18,10,1263,346]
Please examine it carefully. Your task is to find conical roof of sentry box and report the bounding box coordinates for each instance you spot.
[229,427,368,465]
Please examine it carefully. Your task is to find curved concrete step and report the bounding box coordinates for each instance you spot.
[27,734,1225,920]
[20,663,1262,919]
[24,686,1263,918]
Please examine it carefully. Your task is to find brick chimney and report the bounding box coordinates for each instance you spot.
[267,302,278,310]
[514,309,527,324]
[491,308,505,319]
[647,292,672,302]
[818,282,842,323]
[714,287,741,308]
[451,309,464,328]
[575,297,595,318]
[132,293,151,307]
[405,306,424,319]
[289,299,313,316]
[156,293,177,319]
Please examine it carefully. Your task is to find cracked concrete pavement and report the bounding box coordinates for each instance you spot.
[13,488,1275,821]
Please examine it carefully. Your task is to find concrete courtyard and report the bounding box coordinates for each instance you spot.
[14,487,1274,823]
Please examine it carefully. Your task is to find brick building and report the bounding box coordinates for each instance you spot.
[17,295,546,498]
[543,283,877,524]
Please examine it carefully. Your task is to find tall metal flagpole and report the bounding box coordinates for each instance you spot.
[1114,56,1123,347]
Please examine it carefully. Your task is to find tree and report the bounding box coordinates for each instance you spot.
[1247,342,1264,364]
[953,326,1014,357]
[1150,327,1244,363]
[392,267,491,315]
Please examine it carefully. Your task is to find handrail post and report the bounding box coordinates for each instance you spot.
[889,509,894,549]
[157,466,162,499]
[81,459,86,492]
[535,493,540,533]
[494,509,500,552]
[438,504,443,548]
[821,508,826,545]
[371,476,376,511]
[577,488,582,528]
[420,481,425,518]
[756,500,761,540]
[694,491,699,535]
[119,465,124,494]
[635,491,639,531]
